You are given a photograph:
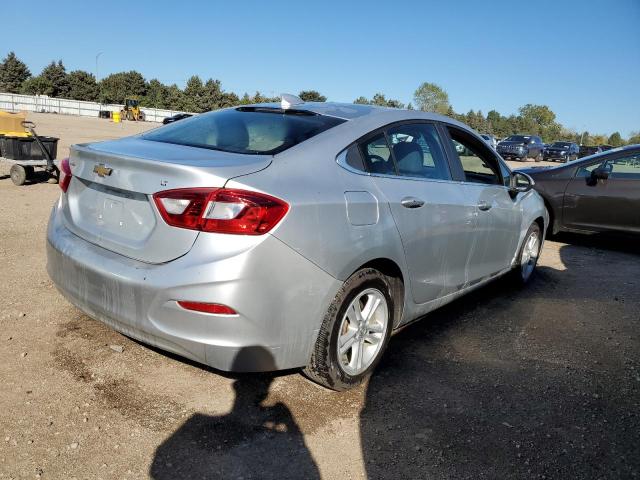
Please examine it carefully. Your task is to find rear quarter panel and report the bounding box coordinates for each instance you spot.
[224,120,411,326]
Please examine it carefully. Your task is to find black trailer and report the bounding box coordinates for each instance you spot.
[0,121,58,186]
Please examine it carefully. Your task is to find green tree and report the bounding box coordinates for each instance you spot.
[67,70,98,101]
[354,93,404,108]
[164,84,186,111]
[413,82,450,114]
[182,75,205,112]
[578,131,591,145]
[627,131,640,145]
[143,79,170,108]
[298,90,327,102]
[249,91,278,104]
[518,104,562,142]
[607,131,624,147]
[39,60,70,97]
[0,52,31,93]
[20,76,52,95]
[99,71,146,104]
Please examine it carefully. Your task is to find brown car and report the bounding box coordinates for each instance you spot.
[519,145,640,235]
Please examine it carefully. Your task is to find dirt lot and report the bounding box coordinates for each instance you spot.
[1,114,639,479]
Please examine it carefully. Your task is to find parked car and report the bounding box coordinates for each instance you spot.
[599,144,614,152]
[480,134,498,149]
[578,145,602,158]
[162,113,193,125]
[497,135,545,162]
[47,100,547,391]
[521,145,640,236]
[543,141,579,162]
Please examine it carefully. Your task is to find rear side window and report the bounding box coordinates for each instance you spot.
[387,123,450,180]
[361,133,396,175]
[144,107,346,155]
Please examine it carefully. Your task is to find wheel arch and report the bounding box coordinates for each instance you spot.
[351,257,406,327]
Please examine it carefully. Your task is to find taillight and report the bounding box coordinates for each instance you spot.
[153,188,289,235]
[177,301,237,315]
[59,157,72,193]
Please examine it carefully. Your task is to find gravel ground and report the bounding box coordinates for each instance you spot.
[0,113,638,479]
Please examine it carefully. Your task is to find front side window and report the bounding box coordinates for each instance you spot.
[609,154,640,179]
[387,123,450,180]
[144,107,346,155]
[578,153,640,179]
[446,128,501,185]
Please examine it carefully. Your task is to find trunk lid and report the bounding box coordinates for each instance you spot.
[61,137,271,264]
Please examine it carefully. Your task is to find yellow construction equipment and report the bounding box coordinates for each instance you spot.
[120,98,146,121]
[0,110,31,137]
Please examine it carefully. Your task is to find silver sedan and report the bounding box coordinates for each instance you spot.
[47,98,547,390]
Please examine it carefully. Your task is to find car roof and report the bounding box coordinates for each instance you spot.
[244,101,461,124]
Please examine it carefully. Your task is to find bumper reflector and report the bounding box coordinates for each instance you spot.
[177,301,237,315]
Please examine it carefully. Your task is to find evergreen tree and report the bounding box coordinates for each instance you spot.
[0,52,31,93]
[40,60,70,97]
[67,70,98,101]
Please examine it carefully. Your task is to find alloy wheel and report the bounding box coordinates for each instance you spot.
[520,231,540,281]
[337,288,389,376]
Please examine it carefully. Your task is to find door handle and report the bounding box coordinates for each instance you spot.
[477,201,492,211]
[401,197,425,209]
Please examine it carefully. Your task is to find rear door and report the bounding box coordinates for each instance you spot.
[441,125,521,283]
[361,122,475,304]
[563,151,640,233]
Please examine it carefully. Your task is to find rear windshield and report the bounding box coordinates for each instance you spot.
[143,107,346,155]
[505,135,530,142]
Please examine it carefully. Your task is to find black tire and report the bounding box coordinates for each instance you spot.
[47,168,59,184]
[511,222,542,284]
[23,166,35,179]
[9,164,27,186]
[304,268,395,391]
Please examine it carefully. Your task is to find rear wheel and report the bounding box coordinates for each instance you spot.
[9,164,27,186]
[512,222,542,284]
[304,268,394,391]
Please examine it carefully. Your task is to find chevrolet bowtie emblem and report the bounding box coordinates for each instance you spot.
[93,164,113,177]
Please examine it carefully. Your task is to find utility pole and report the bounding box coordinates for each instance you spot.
[95,52,104,81]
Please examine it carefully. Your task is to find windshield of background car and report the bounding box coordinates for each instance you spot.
[551,142,571,148]
[144,107,346,155]
[506,135,530,142]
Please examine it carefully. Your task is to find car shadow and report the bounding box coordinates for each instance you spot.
[149,347,320,480]
[552,231,638,255]
[360,238,640,478]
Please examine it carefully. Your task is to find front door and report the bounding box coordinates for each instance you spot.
[442,126,521,283]
[564,152,640,233]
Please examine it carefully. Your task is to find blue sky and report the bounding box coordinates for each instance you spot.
[2,0,639,136]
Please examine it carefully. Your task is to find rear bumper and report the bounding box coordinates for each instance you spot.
[46,201,341,372]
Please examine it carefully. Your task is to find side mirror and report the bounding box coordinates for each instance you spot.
[509,171,535,196]
[591,166,610,180]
